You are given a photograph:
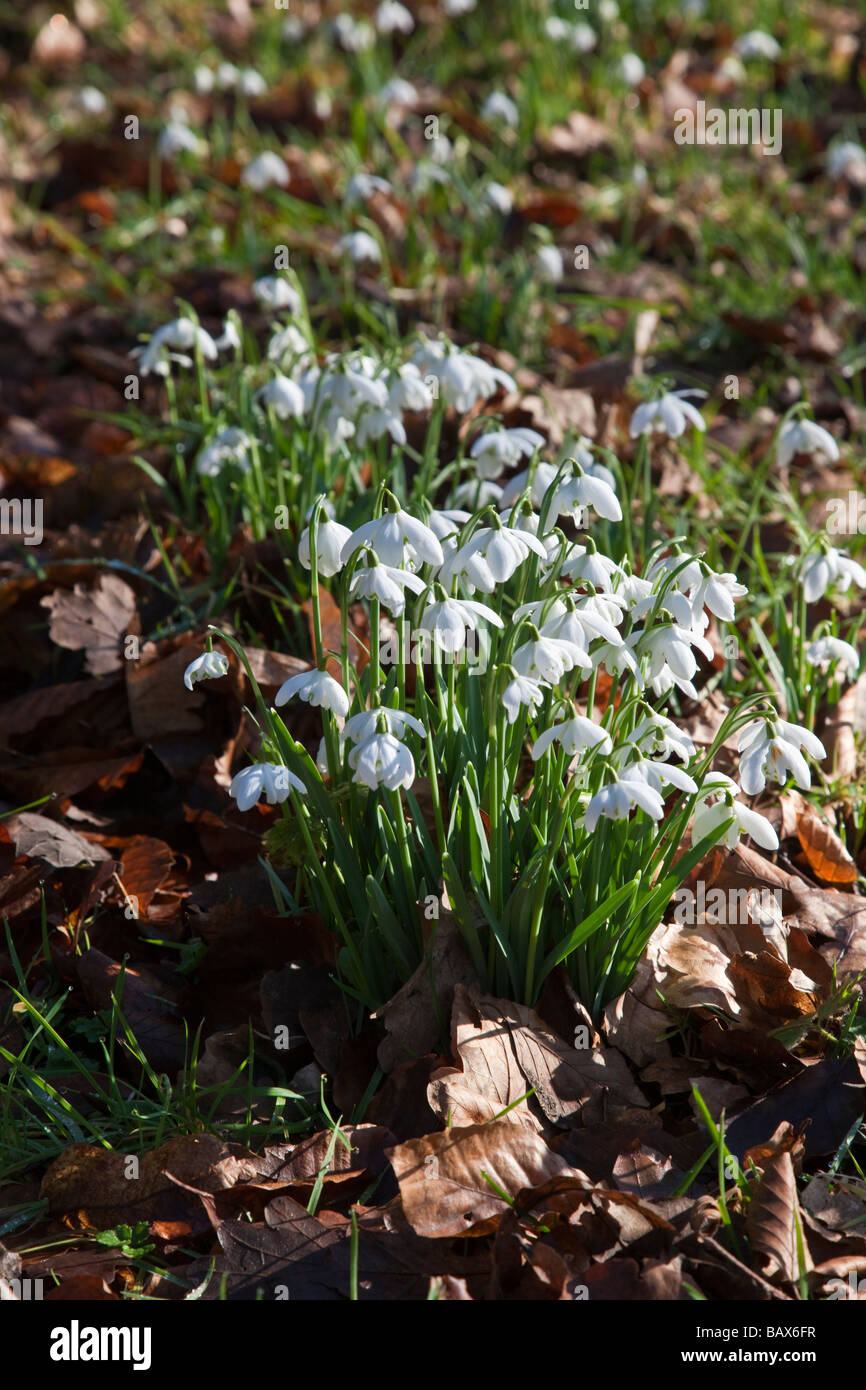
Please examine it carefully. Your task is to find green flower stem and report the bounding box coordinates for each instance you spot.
[418,654,447,855]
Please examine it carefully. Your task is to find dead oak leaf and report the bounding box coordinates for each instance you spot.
[41,573,138,676]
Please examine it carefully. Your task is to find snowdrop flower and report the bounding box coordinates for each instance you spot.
[378,77,418,106]
[806,636,860,683]
[638,623,714,684]
[252,276,301,314]
[777,417,840,467]
[599,0,619,19]
[571,23,597,53]
[334,15,376,51]
[337,231,382,266]
[827,141,866,185]
[238,68,266,97]
[255,374,305,419]
[502,675,545,723]
[738,717,826,795]
[585,777,664,830]
[426,509,470,540]
[717,54,747,85]
[470,428,546,480]
[184,650,229,690]
[800,546,866,604]
[437,354,515,410]
[376,1,415,34]
[688,568,748,624]
[533,603,594,655]
[387,363,435,413]
[267,323,312,366]
[532,715,612,760]
[544,17,569,40]
[443,0,476,14]
[132,317,219,377]
[417,593,503,652]
[552,468,622,522]
[633,714,695,764]
[345,173,392,206]
[452,479,504,510]
[215,62,240,89]
[411,339,516,412]
[342,507,443,569]
[620,53,645,85]
[242,152,290,191]
[195,428,254,478]
[355,404,408,447]
[214,317,241,353]
[482,91,519,128]
[512,631,591,682]
[77,85,107,114]
[230,762,303,812]
[547,602,620,652]
[561,545,623,592]
[410,159,451,192]
[620,754,698,797]
[693,795,779,852]
[535,245,563,284]
[444,521,546,592]
[350,555,428,615]
[343,708,425,745]
[482,182,513,215]
[595,640,643,685]
[349,733,415,790]
[734,30,781,60]
[299,515,352,577]
[283,16,308,41]
[157,120,206,160]
[629,389,707,439]
[276,669,349,717]
[500,463,561,512]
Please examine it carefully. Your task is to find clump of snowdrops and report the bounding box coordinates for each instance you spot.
[185,441,837,1021]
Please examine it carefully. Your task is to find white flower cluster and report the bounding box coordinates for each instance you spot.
[182,464,829,839]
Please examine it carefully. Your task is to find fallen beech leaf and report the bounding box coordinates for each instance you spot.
[40,1135,249,1229]
[612,1144,675,1199]
[823,673,866,781]
[540,111,611,157]
[374,908,477,1073]
[518,387,596,449]
[125,642,205,740]
[747,1148,812,1283]
[42,574,138,676]
[802,1173,866,1234]
[103,835,174,914]
[257,1125,395,1183]
[9,811,111,868]
[430,986,646,1132]
[796,802,858,884]
[726,1054,866,1161]
[387,1119,578,1238]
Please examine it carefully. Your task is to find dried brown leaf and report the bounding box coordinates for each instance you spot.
[387,1119,578,1238]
